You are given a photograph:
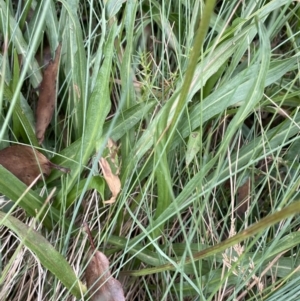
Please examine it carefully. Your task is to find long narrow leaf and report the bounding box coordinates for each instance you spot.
[0,212,85,298]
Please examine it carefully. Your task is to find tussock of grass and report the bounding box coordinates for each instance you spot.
[1,0,300,300]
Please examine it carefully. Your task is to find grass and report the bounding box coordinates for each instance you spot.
[1,0,300,300]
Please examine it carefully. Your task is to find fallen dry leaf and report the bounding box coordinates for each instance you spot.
[36,44,62,144]
[83,222,125,301]
[0,145,70,185]
[99,157,121,204]
[86,250,125,301]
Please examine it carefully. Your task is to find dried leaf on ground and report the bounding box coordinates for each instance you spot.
[36,44,62,144]
[86,250,125,301]
[99,157,121,204]
[83,222,125,301]
[0,145,70,185]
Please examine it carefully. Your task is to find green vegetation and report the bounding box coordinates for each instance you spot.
[1,0,300,300]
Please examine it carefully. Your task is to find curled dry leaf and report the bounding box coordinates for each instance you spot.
[83,222,125,301]
[86,250,125,301]
[99,157,121,204]
[36,44,62,144]
[0,145,70,186]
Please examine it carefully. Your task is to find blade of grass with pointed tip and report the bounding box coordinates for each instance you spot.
[0,166,62,229]
[0,211,86,298]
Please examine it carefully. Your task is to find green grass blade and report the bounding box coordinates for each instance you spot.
[168,0,217,134]
[55,23,117,204]
[48,96,155,185]
[0,0,42,88]
[59,0,87,139]
[125,200,300,276]
[0,211,86,298]
[0,166,62,229]
[1,80,38,145]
